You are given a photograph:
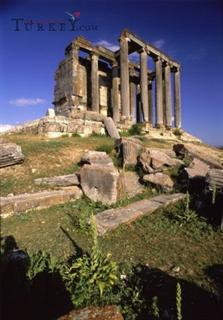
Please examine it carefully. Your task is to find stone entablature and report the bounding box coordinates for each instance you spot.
[53,29,182,129]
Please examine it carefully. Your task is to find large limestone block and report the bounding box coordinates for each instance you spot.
[149,149,182,170]
[0,143,25,168]
[118,137,143,166]
[103,117,120,139]
[0,187,82,218]
[173,143,223,169]
[58,305,124,320]
[143,172,174,191]
[138,148,182,173]
[34,174,80,187]
[80,164,121,204]
[95,193,185,235]
[206,169,223,193]
[119,171,145,198]
[185,158,209,179]
[80,151,114,166]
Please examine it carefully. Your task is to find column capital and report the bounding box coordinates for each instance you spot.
[119,35,130,43]
[90,52,99,60]
[153,55,161,62]
[172,65,181,73]
[138,46,147,54]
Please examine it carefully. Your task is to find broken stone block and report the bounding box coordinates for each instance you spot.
[79,164,121,204]
[95,193,185,235]
[173,143,223,169]
[138,148,182,173]
[0,143,25,168]
[143,172,174,191]
[119,171,145,198]
[118,137,143,166]
[206,169,223,193]
[45,108,55,118]
[103,117,120,139]
[34,174,80,187]
[80,151,114,166]
[185,158,209,179]
[58,305,124,320]
[149,149,182,170]
[0,187,82,218]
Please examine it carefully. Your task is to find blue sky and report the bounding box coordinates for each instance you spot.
[0,0,222,145]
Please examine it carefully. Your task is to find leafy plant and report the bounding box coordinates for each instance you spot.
[27,250,60,280]
[151,296,160,319]
[176,282,183,320]
[61,215,118,307]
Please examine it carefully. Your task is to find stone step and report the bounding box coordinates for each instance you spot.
[95,193,185,236]
[0,186,82,218]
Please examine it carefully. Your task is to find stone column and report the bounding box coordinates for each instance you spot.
[130,80,136,123]
[69,44,80,113]
[164,63,172,128]
[148,80,153,125]
[91,53,99,113]
[120,36,130,120]
[155,57,164,127]
[140,48,149,122]
[174,67,182,128]
[112,62,120,123]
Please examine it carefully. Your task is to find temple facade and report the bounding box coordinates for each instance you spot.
[53,29,182,129]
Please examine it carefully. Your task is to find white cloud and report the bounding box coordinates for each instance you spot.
[153,39,165,49]
[94,40,119,52]
[0,124,14,133]
[9,98,46,107]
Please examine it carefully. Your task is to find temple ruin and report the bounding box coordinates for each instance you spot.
[53,29,182,129]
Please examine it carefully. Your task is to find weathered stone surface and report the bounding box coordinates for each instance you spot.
[173,143,223,169]
[0,143,25,168]
[80,164,120,204]
[149,149,182,170]
[206,169,223,193]
[58,305,124,320]
[0,187,82,218]
[95,193,185,235]
[34,174,80,187]
[138,148,182,173]
[185,158,209,179]
[70,111,105,122]
[119,171,145,198]
[143,173,174,191]
[119,137,143,166]
[138,149,154,173]
[45,108,55,118]
[103,117,120,139]
[80,151,114,166]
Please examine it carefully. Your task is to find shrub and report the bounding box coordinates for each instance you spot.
[173,128,182,137]
[128,123,143,136]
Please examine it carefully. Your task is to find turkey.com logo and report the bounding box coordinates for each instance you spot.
[11,10,98,32]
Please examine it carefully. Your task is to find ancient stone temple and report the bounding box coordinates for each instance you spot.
[54,29,182,129]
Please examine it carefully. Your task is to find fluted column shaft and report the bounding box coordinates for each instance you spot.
[130,79,136,122]
[112,63,120,123]
[91,53,99,113]
[155,57,164,127]
[148,80,153,125]
[164,63,172,128]
[174,68,182,128]
[140,48,149,122]
[120,36,130,119]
